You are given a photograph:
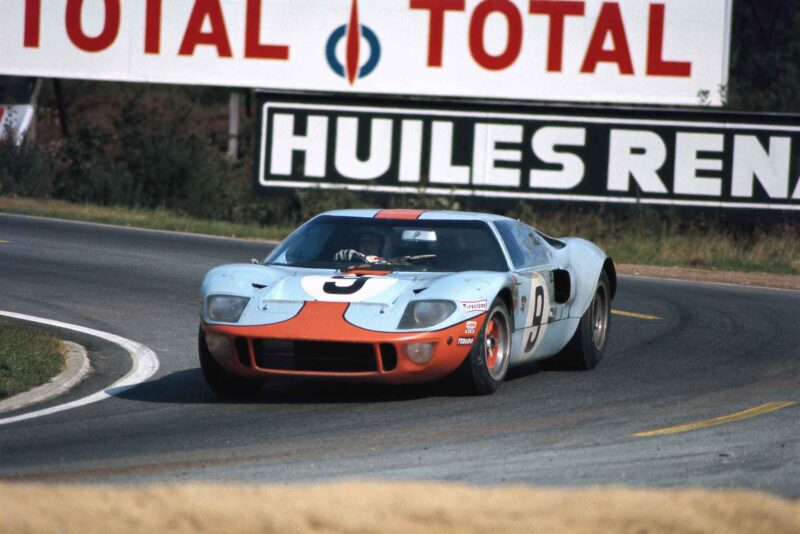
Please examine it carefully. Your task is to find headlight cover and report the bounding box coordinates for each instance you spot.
[398,300,457,329]
[205,295,250,323]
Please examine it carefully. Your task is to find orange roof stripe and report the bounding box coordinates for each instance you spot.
[374,209,427,220]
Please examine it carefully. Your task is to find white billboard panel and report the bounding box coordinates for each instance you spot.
[0,0,733,105]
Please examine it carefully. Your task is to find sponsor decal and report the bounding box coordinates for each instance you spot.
[457,337,474,346]
[460,300,488,313]
[464,320,477,335]
[325,0,381,85]
[257,96,800,211]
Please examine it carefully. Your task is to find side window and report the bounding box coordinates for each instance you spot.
[518,223,553,267]
[494,221,553,270]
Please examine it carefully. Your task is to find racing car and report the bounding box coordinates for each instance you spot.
[199,209,615,396]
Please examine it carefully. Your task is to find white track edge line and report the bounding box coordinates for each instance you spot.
[0,311,160,426]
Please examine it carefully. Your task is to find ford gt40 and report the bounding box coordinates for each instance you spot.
[199,209,616,395]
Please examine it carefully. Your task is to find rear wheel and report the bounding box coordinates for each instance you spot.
[458,298,512,395]
[549,271,611,370]
[198,328,263,398]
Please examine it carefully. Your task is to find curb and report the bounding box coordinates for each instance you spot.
[0,341,92,415]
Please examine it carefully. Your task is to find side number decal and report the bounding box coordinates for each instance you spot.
[521,272,550,356]
[524,285,545,352]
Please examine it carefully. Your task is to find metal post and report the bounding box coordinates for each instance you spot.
[227,91,240,161]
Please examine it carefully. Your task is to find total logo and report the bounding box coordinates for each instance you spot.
[325,0,381,85]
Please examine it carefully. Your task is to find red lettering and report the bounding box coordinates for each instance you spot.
[179,0,233,57]
[145,0,161,54]
[469,0,522,71]
[24,0,41,48]
[529,1,585,72]
[245,0,289,60]
[410,0,465,67]
[647,4,691,77]
[580,2,633,74]
[65,0,120,53]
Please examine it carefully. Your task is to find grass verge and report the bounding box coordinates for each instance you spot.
[1,195,798,275]
[0,196,292,241]
[509,206,800,275]
[0,319,65,400]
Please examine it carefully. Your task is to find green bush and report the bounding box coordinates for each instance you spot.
[0,134,53,198]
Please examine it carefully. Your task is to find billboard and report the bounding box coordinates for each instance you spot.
[255,93,800,211]
[1,0,731,106]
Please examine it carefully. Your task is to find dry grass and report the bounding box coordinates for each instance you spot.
[0,481,798,534]
[518,208,800,275]
[2,195,798,275]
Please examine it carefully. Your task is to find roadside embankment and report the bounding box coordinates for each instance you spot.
[617,264,800,291]
[0,481,797,533]
[3,196,800,277]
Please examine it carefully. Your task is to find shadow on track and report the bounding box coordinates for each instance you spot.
[112,364,545,405]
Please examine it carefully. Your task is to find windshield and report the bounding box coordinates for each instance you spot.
[266,215,508,272]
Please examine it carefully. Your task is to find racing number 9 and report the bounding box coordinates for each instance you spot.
[524,285,545,352]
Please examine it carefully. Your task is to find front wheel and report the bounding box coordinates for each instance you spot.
[457,298,512,395]
[198,328,263,398]
[549,270,611,370]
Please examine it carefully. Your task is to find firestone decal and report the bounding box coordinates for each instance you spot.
[461,300,488,313]
[301,275,397,302]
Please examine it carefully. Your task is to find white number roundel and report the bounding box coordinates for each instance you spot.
[301,275,398,302]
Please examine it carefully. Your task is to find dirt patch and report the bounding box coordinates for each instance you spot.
[618,264,800,291]
[0,481,798,533]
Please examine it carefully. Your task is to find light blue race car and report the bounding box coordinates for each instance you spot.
[199,209,616,396]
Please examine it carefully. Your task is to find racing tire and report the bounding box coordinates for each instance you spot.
[198,328,263,398]
[549,270,611,370]
[457,297,512,395]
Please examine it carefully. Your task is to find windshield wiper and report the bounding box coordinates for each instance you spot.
[343,254,436,273]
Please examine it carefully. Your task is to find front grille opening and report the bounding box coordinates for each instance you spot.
[234,337,251,367]
[252,340,377,372]
[380,344,397,371]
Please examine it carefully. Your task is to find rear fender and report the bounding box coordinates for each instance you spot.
[553,238,612,319]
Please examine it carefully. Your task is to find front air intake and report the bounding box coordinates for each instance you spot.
[252,340,378,372]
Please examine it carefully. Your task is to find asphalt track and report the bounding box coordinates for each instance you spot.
[0,213,798,496]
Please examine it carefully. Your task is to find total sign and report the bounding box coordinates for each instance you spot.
[0,0,732,105]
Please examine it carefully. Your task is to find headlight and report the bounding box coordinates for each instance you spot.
[398,300,456,329]
[205,295,250,323]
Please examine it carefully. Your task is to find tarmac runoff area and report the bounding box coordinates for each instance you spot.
[0,481,798,533]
